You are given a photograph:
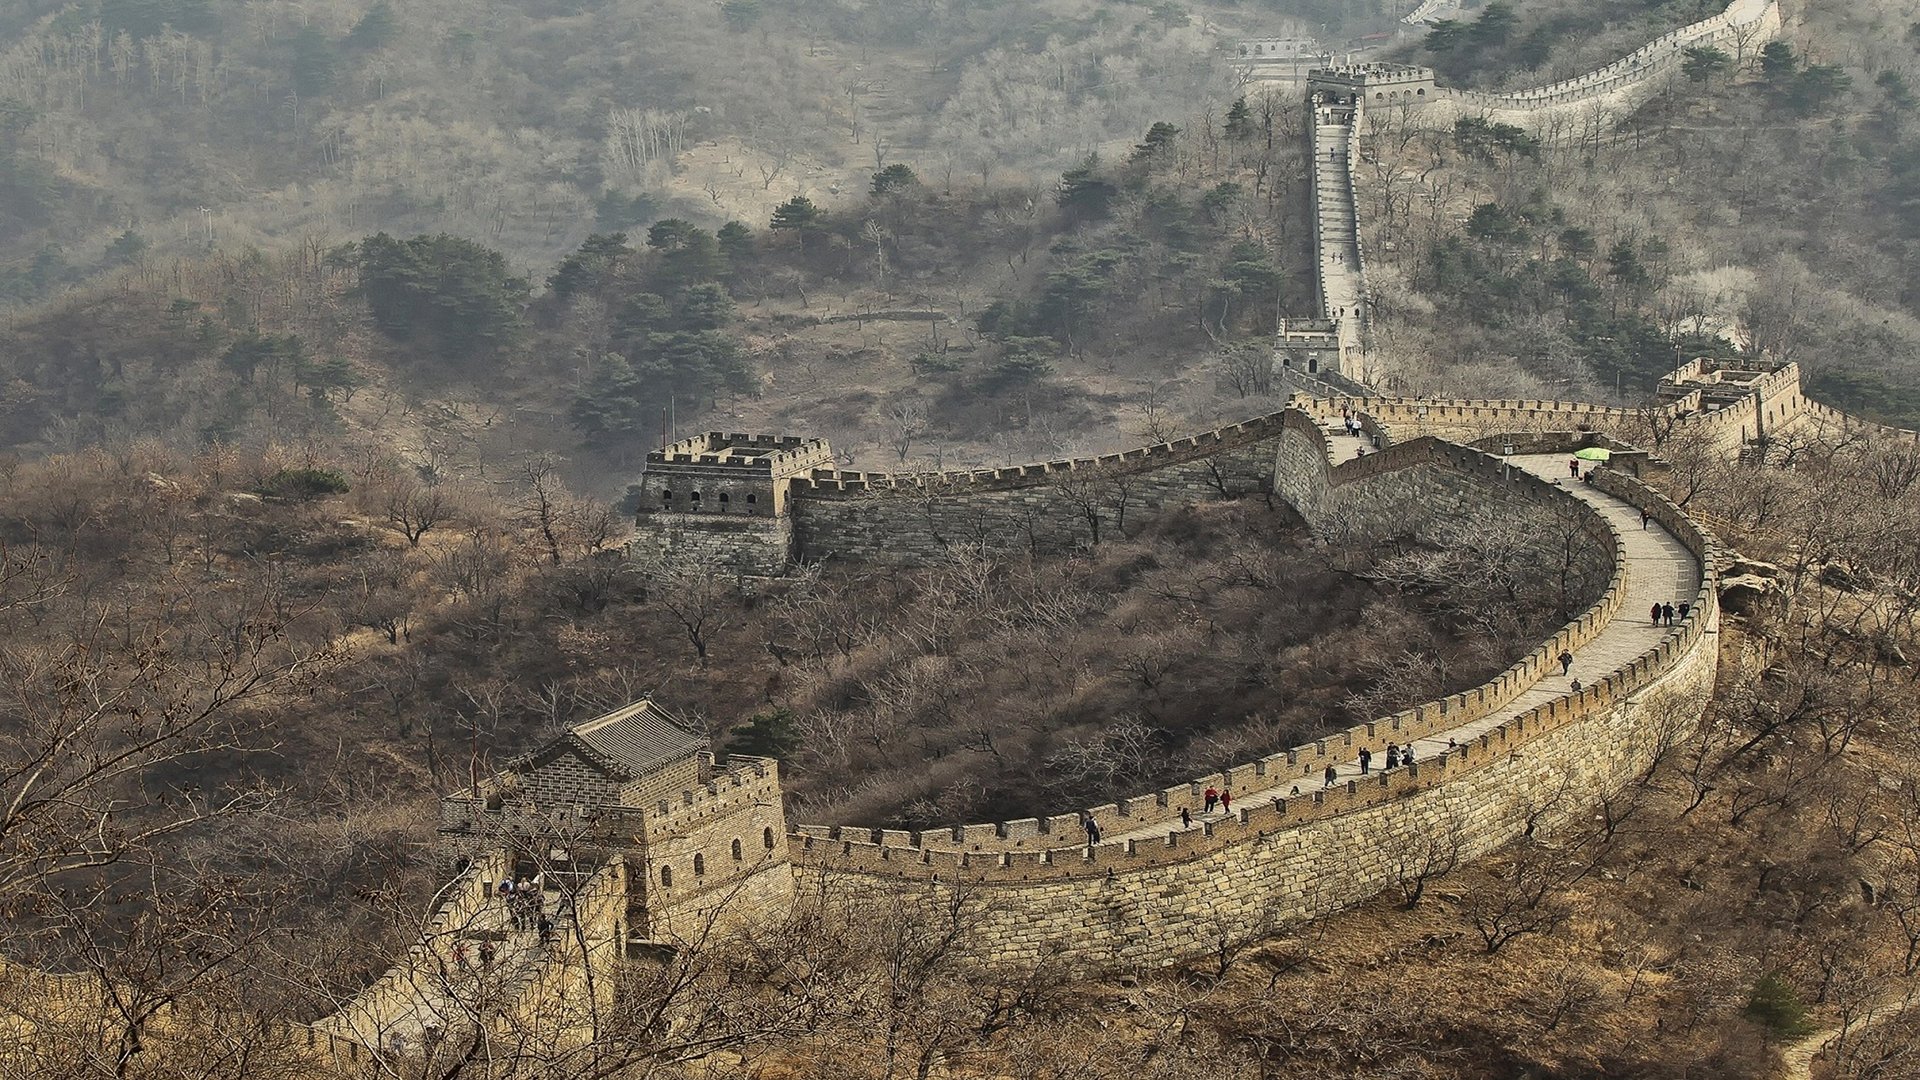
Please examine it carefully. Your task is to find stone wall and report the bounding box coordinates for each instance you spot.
[788,420,1285,564]
[626,513,793,576]
[786,412,1719,971]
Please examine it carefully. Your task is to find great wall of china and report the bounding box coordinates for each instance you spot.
[1292,0,1781,380]
[13,1,1920,1069]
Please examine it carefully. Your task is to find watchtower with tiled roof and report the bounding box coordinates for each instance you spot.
[438,698,794,948]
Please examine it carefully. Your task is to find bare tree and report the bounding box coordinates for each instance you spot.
[386,482,451,548]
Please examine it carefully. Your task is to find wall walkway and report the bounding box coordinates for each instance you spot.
[1311,114,1366,361]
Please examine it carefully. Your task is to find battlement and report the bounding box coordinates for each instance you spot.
[640,755,781,841]
[792,413,1293,496]
[644,432,835,475]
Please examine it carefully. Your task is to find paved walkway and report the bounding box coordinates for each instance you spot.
[1313,118,1365,359]
[1106,451,1700,845]
[327,891,566,1055]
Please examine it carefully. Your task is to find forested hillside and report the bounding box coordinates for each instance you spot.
[0,0,1370,306]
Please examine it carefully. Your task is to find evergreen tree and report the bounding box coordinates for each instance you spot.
[547,233,631,300]
[1759,41,1798,87]
[345,1,398,50]
[290,25,339,96]
[870,164,919,196]
[1224,97,1256,140]
[1055,156,1117,222]
[769,196,823,237]
[716,220,756,269]
[353,233,528,359]
[1680,45,1731,84]
[1129,121,1181,165]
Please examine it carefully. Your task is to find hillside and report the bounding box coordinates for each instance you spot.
[0,0,1919,1077]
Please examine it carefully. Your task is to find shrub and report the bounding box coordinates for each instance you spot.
[1744,974,1815,1038]
[259,468,349,502]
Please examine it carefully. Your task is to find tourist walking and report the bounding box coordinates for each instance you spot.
[1084,815,1100,844]
[1662,603,1675,625]
[479,940,496,972]
[1358,747,1372,774]
[1558,649,1574,675]
[1402,744,1415,766]
[1204,786,1219,813]
[1385,745,1399,770]
[1220,789,1232,813]
[1568,459,1580,478]
[1323,764,1338,788]
[451,942,468,970]
[1570,679,1582,693]
[1640,508,1651,529]
[1678,601,1690,620]
[1180,807,1192,829]
[1651,602,1662,625]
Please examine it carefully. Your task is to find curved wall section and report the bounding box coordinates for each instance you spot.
[790,411,1720,970]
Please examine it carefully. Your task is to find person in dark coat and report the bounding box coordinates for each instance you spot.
[1359,747,1373,774]
[1203,786,1219,813]
[1559,650,1574,675]
[1385,745,1400,770]
[1180,807,1193,829]
[1323,764,1338,788]
[1662,602,1675,625]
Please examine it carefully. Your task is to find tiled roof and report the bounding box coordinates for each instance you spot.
[561,699,706,778]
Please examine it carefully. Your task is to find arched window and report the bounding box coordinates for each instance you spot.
[763,827,776,850]
[745,493,757,504]
[662,491,673,502]
[1416,88,1425,96]
[731,838,743,860]
[660,866,673,887]
[719,492,729,504]
[693,853,706,876]
[690,491,701,504]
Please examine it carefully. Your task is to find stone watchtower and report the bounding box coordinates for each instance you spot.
[439,699,794,952]
[629,432,835,575]
[1306,62,1438,112]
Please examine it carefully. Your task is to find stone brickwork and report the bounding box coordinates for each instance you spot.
[785,412,1721,970]
[789,440,1279,564]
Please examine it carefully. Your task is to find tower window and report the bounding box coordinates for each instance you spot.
[731,839,743,860]
[763,827,776,850]
[660,866,673,887]
[693,854,705,876]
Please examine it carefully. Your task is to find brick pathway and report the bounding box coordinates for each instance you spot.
[325,891,563,1055]
[1106,452,1700,844]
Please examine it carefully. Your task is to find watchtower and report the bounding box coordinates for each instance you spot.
[1273,317,1350,377]
[629,432,836,575]
[438,699,794,952]
[1308,62,1437,113]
